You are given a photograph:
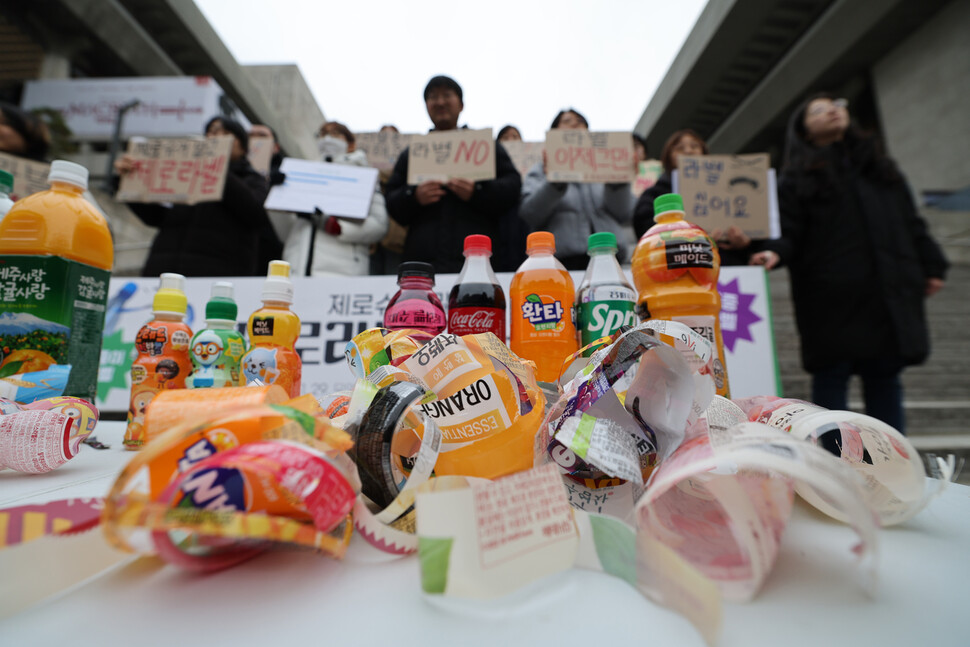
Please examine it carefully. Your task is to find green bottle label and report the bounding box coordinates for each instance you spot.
[577,299,637,347]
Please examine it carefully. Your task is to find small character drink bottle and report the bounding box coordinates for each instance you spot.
[125,273,193,449]
[509,231,578,383]
[187,281,247,389]
[631,193,731,397]
[239,261,302,398]
[576,232,637,351]
[448,235,506,339]
[383,262,446,336]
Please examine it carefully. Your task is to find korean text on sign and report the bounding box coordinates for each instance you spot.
[407,128,496,184]
[116,135,233,205]
[678,153,772,239]
[545,130,635,184]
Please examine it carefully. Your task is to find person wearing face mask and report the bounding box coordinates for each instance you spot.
[519,109,636,270]
[282,121,388,276]
[753,92,948,434]
[114,116,280,277]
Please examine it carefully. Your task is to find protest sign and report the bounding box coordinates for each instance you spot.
[633,159,663,197]
[677,154,772,238]
[247,137,274,177]
[0,153,51,201]
[545,130,634,183]
[407,128,495,184]
[116,136,232,205]
[264,158,379,219]
[500,140,544,177]
[355,131,414,173]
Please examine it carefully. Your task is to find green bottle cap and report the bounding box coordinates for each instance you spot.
[653,193,685,220]
[205,281,238,321]
[587,232,617,252]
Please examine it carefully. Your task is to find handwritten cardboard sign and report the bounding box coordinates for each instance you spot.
[407,128,495,184]
[247,138,274,177]
[263,158,379,220]
[678,154,771,238]
[0,153,51,201]
[355,131,414,173]
[545,130,634,183]
[116,136,232,205]
[633,160,663,197]
[500,141,545,177]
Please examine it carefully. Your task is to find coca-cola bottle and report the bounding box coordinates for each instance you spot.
[448,235,506,340]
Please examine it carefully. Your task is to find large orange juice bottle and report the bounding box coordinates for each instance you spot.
[631,193,731,397]
[239,260,302,397]
[510,231,578,383]
[125,273,193,449]
[0,161,113,401]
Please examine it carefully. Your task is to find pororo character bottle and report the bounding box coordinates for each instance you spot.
[509,231,578,383]
[187,281,247,388]
[125,273,193,449]
[631,193,730,397]
[239,260,302,397]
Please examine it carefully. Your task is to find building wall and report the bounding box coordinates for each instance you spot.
[873,0,970,197]
[244,64,324,160]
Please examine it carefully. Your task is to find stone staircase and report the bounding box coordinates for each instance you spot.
[768,263,970,483]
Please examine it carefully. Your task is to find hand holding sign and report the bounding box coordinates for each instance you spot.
[545,130,635,184]
[116,136,233,205]
[407,128,495,185]
[677,153,774,239]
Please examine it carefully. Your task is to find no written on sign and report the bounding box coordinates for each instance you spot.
[407,128,496,184]
[116,135,233,205]
[545,130,635,184]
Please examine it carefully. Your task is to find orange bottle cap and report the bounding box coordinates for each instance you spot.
[526,231,555,253]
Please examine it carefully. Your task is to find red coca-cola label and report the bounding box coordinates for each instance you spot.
[448,307,505,339]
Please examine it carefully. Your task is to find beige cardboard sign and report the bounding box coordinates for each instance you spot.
[0,153,51,200]
[247,137,274,177]
[678,153,771,238]
[545,130,635,183]
[355,131,414,173]
[407,128,495,184]
[500,140,544,177]
[116,136,232,205]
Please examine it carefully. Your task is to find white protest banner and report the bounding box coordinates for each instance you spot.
[247,138,274,177]
[0,153,50,200]
[355,132,414,173]
[264,157,379,219]
[95,267,778,414]
[407,128,495,184]
[500,141,544,177]
[633,159,663,197]
[545,130,635,183]
[115,136,232,205]
[677,154,773,239]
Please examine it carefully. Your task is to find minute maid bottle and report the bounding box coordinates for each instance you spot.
[631,193,731,397]
[186,281,247,388]
[239,261,301,397]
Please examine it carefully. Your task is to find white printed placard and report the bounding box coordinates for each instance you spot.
[264,158,379,219]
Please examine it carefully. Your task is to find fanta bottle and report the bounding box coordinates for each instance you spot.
[631,193,731,397]
[186,281,247,389]
[124,273,193,449]
[510,231,578,383]
[239,260,302,397]
[0,161,113,401]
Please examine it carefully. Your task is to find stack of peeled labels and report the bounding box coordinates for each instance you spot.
[0,396,98,473]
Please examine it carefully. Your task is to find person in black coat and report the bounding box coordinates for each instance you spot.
[750,93,948,433]
[632,129,704,239]
[116,116,281,277]
[385,76,522,274]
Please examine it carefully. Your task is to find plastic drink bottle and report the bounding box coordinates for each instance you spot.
[239,260,302,398]
[576,232,637,351]
[0,170,14,220]
[448,234,506,339]
[383,262,446,336]
[631,193,730,397]
[0,161,114,401]
[186,281,247,389]
[125,273,193,449]
[510,231,578,383]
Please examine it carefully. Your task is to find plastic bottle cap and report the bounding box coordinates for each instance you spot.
[463,234,492,255]
[0,170,12,194]
[206,281,237,321]
[397,261,435,280]
[587,232,617,252]
[526,231,555,254]
[153,273,188,315]
[262,260,294,304]
[47,160,89,190]
[653,193,684,220]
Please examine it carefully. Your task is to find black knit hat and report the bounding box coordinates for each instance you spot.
[423,75,463,102]
[204,116,248,151]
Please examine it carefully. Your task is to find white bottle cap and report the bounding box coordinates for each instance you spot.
[261,260,293,304]
[48,160,89,190]
[211,281,234,300]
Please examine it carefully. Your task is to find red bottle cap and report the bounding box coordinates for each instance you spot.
[463,234,492,255]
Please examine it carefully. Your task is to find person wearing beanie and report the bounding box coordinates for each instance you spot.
[115,115,281,277]
[385,75,522,273]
